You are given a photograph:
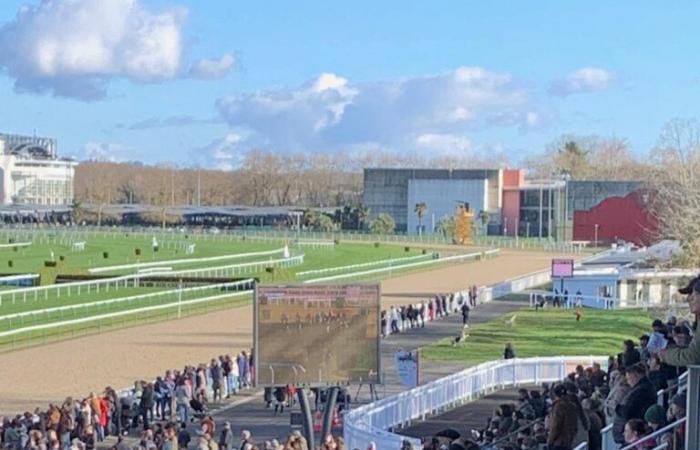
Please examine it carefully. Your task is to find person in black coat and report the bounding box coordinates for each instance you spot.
[621,340,640,368]
[613,363,657,443]
[504,343,516,359]
[273,386,287,414]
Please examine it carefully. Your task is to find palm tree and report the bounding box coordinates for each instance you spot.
[415,202,428,235]
[356,205,370,231]
[478,210,490,235]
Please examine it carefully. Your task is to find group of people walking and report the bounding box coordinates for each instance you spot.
[381,285,479,337]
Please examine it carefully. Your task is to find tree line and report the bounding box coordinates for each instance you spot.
[73,118,700,264]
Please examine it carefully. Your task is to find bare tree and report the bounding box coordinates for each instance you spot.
[649,119,700,265]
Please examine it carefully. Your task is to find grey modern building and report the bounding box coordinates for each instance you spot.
[363,168,503,233]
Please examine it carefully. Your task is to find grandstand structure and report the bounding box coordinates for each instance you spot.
[0,133,77,207]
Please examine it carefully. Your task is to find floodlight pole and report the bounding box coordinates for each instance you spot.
[296,388,315,450]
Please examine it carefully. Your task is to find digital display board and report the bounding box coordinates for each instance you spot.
[254,284,381,387]
[551,259,574,278]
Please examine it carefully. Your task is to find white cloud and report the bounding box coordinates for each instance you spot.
[0,0,187,99]
[190,133,245,170]
[216,66,532,153]
[549,67,616,96]
[415,133,472,156]
[189,53,236,80]
[83,142,129,162]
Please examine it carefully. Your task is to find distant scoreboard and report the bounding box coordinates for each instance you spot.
[551,259,574,278]
[254,284,381,387]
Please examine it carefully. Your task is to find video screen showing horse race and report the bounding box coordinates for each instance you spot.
[255,284,380,386]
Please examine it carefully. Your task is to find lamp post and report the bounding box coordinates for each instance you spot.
[594,224,599,248]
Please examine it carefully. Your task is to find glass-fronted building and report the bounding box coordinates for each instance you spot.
[0,133,77,206]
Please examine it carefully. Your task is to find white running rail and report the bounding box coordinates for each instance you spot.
[88,248,285,273]
[344,355,607,450]
[295,253,432,278]
[304,249,499,284]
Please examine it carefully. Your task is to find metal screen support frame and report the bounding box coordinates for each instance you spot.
[297,388,314,450]
[321,386,339,440]
[687,365,700,450]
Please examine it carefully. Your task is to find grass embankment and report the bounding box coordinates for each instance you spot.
[422,307,652,365]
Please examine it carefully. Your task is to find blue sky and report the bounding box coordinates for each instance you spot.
[0,0,698,168]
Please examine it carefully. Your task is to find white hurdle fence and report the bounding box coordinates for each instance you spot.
[158,253,305,279]
[344,356,607,450]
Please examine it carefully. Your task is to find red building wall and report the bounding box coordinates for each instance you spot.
[572,190,657,245]
[501,169,524,237]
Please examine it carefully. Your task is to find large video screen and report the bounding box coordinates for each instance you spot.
[254,284,380,387]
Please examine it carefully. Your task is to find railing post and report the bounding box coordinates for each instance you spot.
[687,365,700,450]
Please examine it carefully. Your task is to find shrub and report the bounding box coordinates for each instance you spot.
[404,246,410,252]
[12,246,17,252]
[8,260,13,267]
[334,239,340,245]
[135,248,141,256]
[370,213,396,234]
[44,261,57,267]
[374,242,380,248]
[422,249,427,255]
[265,267,275,274]
[59,255,65,261]
[103,251,109,259]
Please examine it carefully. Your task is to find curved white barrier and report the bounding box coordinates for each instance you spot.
[344,355,607,450]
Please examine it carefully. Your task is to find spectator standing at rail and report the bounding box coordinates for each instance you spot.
[273,387,287,415]
[389,306,399,334]
[504,343,516,359]
[140,383,155,431]
[237,353,250,389]
[175,380,190,427]
[461,301,470,325]
[210,360,224,402]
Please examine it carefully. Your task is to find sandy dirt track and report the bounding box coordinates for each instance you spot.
[0,250,578,415]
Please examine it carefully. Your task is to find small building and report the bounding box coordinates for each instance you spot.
[556,241,691,306]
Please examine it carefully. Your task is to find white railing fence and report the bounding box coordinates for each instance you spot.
[529,292,620,310]
[304,249,498,284]
[344,356,607,450]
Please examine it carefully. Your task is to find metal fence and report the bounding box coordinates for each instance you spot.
[0,224,591,252]
[344,356,607,450]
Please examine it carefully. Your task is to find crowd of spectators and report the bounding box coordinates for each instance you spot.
[0,351,255,450]
[419,273,700,450]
